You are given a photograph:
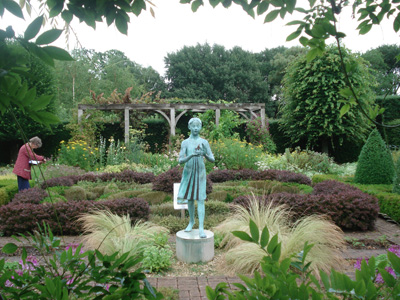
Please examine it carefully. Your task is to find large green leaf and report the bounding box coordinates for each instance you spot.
[49,1,64,18]
[132,0,146,16]
[61,10,73,23]
[24,16,44,40]
[257,1,269,15]
[191,0,203,12]
[115,12,128,35]
[249,219,259,243]
[2,242,18,254]
[31,111,60,125]
[3,0,24,18]
[43,46,74,61]
[286,30,301,41]
[264,9,279,22]
[29,94,53,111]
[232,230,253,242]
[36,29,63,45]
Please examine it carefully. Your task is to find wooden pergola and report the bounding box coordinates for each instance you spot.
[78,103,265,144]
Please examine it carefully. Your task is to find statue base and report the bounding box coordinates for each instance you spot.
[176,229,214,263]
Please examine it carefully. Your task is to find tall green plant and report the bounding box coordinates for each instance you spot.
[355,129,395,184]
[393,156,400,194]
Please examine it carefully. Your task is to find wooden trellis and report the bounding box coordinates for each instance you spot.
[78,103,265,144]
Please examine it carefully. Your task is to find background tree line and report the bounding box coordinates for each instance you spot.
[1,42,399,164]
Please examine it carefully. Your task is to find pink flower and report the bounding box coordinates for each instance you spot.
[19,256,38,271]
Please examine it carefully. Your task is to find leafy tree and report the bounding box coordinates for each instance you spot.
[256,46,307,117]
[355,128,395,184]
[281,45,374,154]
[54,48,167,121]
[165,43,269,103]
[362,44,400,96]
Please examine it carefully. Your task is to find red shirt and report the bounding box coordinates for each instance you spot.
[13,143,44,180]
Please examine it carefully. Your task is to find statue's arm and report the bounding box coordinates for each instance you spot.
[202,141,215,163]
[179,141,194,164]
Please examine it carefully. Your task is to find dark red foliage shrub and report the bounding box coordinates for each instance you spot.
[12,187,48,204]
[312,180,359,195]
[152,166,184,193]
[41,176,77,188]
[152,166,212,194]
[0,198,150,236]
[233,189,379,231]
[208,169,311,185]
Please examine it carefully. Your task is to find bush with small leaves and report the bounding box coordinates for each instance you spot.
[41,176,77,188]
[64,186,87,201]
[208,169,311,185]
[152,166,213,194]
[312,180,360,195]
[393,157,400,194]
[0,198,150,236]
[233,185,379,231]
[12,188,48,204]
[355,129,395,184]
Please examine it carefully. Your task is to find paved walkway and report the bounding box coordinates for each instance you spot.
[147,276,243,300]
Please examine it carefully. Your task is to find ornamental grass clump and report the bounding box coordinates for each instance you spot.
[214,196,345,275]
[79,210,169,260]
[355,129,395,184]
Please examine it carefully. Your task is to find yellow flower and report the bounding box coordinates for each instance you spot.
[83,148,87,150]
[60,140,64,144]
[72,147,75,150]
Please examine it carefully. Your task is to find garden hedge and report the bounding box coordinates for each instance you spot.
[233,180,379,231]
[0,197,150,236]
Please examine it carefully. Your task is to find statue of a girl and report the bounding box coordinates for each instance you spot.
[177,117,215,238]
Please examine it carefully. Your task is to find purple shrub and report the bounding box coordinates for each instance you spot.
[233,188,379,231]
[208,169,312,186]
[41,176,76,188]
[0,197,151,236]
[312,180,359,195]
[12,188,48,204]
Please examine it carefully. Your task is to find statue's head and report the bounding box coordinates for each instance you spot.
[188,117,202,129]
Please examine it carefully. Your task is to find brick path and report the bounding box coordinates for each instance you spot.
[147,276,244,300]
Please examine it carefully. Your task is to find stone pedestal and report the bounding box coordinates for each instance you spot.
[176,230,214,263]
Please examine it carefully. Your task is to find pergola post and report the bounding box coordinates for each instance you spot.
[260,107,266,128]
[124,107,130,144]
[215,108,220,127]
[170,107,176,136]
[78,108,83,123]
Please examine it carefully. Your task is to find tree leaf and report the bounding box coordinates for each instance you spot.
[264,9,279,22]
[191,0,203,12]
[30,94,53,111]
[49,1,63,18]
[249,219,259,243]
[359,23,372,35]
[115,12,128,34]
[267,234,278,254]
[260,226,269,249]
[3,0,24,19]
[340,104,350,117]
[24,16,44,40]
[231,230,253,242]
[222,0,232,8]
[257,1,269,15]
[286,30,301,41]
[394,13,400,32]
[2,243,18,254]
[388,251,400,274]
[209,0,220,8]
[32,111,60,125]
[132,0,146,16]
[36,29,63,45]
[42,46,74,61]
[61,10,73,24]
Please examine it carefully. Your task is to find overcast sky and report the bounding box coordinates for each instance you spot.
[2,1,400,75]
